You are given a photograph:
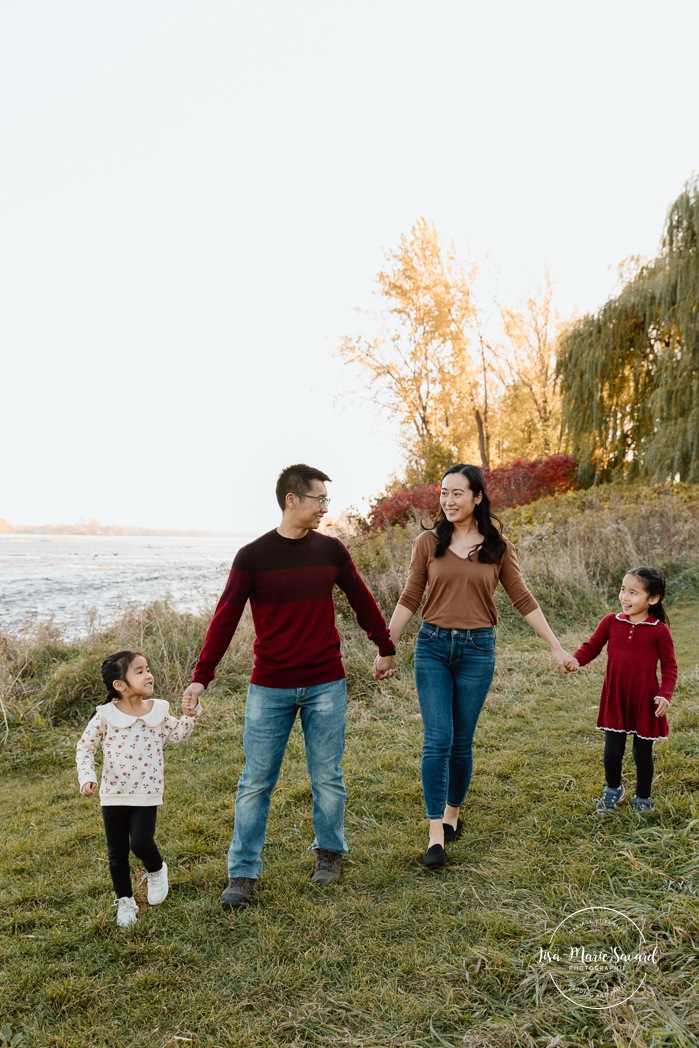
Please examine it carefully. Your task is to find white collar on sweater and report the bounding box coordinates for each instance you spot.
[99,698,170,727]
[615,613,660,626]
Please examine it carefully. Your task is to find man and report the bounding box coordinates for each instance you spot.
[183,464,396,910]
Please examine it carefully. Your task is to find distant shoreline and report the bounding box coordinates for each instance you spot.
[0,523,253,538]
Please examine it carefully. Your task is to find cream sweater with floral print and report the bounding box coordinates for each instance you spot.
[76,699,200,806]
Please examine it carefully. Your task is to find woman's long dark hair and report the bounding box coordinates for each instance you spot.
[627,567,670,625]
[432,464,506,563]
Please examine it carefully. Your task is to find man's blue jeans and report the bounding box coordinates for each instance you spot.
[414,623,496,819]
[227,679,348,878]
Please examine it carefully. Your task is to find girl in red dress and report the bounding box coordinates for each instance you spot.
[571,567,677,813]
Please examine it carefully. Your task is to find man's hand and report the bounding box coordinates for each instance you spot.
[183,682,205,715]
[654,696,670,718]
[80,782,97,796]
[372,654,396,680]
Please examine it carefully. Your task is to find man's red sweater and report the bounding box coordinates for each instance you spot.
[192,529,394,689]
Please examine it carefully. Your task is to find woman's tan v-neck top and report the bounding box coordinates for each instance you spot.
[397,530,539,629]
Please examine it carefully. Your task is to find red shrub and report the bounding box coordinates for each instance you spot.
[368,483,440,530]
[366,456,578,529]
[485,455,578,509]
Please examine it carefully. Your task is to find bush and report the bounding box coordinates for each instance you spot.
[367,484,439,531]
[500,482,699,606]
[46,652,106,724]
[485,454,578,510]
[344,524,418,615]
[365,456,578,530]
[0,599,254,733]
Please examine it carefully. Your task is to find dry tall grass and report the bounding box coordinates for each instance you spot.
[2,482,697,736]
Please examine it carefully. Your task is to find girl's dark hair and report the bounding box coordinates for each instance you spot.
[432,464,507,563]
[627,567,669,625]
[101,650,141,704]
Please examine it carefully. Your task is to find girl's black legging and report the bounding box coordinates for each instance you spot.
[101,805,163,898]
[603,731,655,798]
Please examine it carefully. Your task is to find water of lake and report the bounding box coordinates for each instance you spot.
[0,534,249,638]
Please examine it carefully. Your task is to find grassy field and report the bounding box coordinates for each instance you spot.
[2,485,699,1047]
[2,604,698,1047]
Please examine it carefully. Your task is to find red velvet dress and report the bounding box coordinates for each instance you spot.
[573,613,677,740]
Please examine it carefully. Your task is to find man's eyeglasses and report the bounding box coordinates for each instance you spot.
[299,494,331,509]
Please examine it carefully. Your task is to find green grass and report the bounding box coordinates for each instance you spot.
[2,603,698,1047]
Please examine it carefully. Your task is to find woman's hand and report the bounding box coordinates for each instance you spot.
[373,654,396,680]
[522,609,577,674]
[80,782,97,796]
[552,646,577,673]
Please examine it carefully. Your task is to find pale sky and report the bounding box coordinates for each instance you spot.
[2,1,698,533]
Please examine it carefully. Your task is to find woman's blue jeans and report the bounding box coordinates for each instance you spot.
[414,622,496,819]
[227,679,348,879]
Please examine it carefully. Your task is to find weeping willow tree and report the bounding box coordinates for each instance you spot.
[558,180,699,485]
[647,187,699,481]
[556,267,661,484]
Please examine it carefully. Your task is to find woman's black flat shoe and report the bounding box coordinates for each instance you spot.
[443,818,462,843]
[423,844,446,868]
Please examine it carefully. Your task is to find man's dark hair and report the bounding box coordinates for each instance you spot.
[276,464,331,510]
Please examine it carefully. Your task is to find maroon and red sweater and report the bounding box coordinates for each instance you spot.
[192,529,394,689]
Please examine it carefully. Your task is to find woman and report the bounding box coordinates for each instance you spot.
[378,464,575,868]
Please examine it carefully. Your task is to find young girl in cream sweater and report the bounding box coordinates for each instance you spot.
[77,650,200,927]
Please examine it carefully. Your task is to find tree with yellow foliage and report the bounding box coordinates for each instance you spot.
[338,221,568,481]
[491,273,566,463]
[337,218,487,481]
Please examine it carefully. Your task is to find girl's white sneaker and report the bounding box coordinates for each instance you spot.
[145,862,169,905]
[114,896,138,927]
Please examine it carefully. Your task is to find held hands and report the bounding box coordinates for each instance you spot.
[372,654,397,680]
[80,782,97,796]
[552,646,579,674]
[182,682,205,716]
[654,696,670,718]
